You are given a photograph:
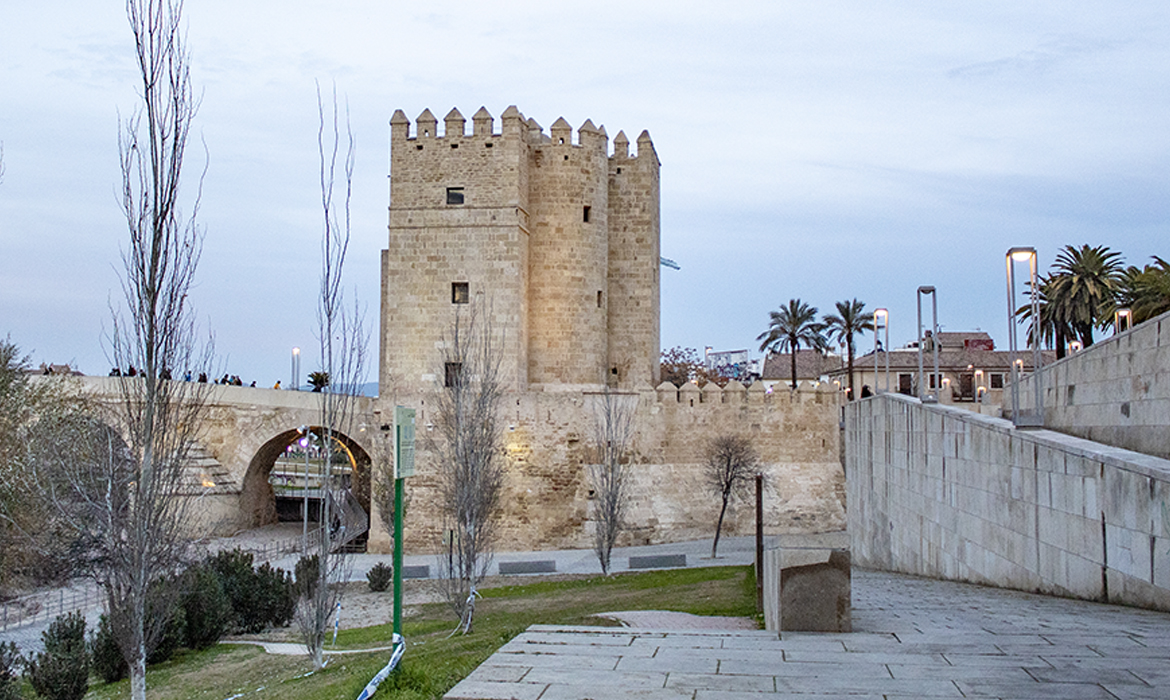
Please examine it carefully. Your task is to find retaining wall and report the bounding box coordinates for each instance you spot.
[847,393,1170,610]
[1015,309,1170,461]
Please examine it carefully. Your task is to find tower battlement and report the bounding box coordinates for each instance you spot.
[389,106,658,162]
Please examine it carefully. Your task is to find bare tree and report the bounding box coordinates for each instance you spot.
[705,435,760,558]
[430,303,505,634]
[0,339,94,594]
[296,83,367,670]
[79,2,214,697]
[588,389,637,575]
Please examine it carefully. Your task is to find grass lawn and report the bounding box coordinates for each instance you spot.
[79,565,757,700]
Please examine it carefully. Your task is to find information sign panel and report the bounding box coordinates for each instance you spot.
[394,406,416,478]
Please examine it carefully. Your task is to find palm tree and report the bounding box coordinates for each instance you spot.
[823,299,873,400]
[757,299,827,390]
[1017,275,1074,359]
[1044,245,1124,348]
[1119,256,1170,324]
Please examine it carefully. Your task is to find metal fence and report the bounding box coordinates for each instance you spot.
[0,584,103,633]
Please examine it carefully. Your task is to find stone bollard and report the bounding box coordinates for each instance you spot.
[763,547,851,633]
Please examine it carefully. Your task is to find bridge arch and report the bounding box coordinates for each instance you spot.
[239,426,372,545]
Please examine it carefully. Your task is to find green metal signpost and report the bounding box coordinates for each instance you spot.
[393,406,415,636]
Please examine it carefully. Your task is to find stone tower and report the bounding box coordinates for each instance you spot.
[380,106,660,396]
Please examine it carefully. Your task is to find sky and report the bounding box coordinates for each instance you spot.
[1,1,1167,386]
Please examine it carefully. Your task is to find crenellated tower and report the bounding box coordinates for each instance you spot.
[381,106,660,396]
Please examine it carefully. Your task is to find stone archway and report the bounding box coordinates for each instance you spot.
[239,427,372,544]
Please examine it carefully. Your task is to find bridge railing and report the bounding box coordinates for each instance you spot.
[0,584,103,634]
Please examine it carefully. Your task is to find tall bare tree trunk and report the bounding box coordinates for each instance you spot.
[589,389,636,575]
[296,83,366,670]
[431,303,505,633]
[108,3,210,698]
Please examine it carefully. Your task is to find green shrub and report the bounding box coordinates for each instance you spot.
[207,549,256,632]
[367,562,392,592]
[145,577,186,665]
[88,615,127,684]
[295,554,320,600]
[25,612,89,700]
[205,549,295,633]
[181,563,231,650]
[0,641,21,700]
[254,563,295,631]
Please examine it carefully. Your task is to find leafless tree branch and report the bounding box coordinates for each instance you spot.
[296,82,367,670]
[704,435,759,558]
[588,389,637,575]
[430,301,505,633]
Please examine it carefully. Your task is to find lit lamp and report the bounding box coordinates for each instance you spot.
[291,347,301,391]
[1115,308,1132,334]
[916,286,939,403]
[974,369,984,403]
[1069,340,1083,353]
[1006,247,1044,427]
[873,308,890,393]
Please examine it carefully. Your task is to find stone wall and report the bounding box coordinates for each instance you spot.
[1014,309,1170,461]
[369,380,845,554]
[847,392,1170,611]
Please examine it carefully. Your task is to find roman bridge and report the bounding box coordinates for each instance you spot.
[66,376,382,540]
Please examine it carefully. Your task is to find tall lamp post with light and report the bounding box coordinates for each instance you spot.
[1006,247,1044,427]
[873,308,890,393]
[291,347,301,391]
[916,286,940,403]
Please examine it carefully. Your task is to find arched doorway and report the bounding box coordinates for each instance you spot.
[239,427,372,550]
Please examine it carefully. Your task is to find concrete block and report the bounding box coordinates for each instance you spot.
[628,554,686,570]
[499,560,557,575]
[763,547,851,633]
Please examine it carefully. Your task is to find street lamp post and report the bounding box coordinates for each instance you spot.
[291,347,300,391]
[1115,308,1132,334]
[874,308,889,393]
[298,425,311,554]
[916,286,939,403]
[1006,247,1044,427]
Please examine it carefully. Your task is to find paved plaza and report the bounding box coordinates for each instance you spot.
[446,569,1170,700]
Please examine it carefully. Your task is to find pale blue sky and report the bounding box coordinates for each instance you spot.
[1,1,1167,383]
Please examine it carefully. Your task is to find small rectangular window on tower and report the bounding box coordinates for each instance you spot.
[444,362,463,388]
[583,206,591,223]
[597,290,603,308]
[446,187,464,205]
[452,282,469,304]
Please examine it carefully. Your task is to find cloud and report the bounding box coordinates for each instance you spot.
[948,34,1125,79]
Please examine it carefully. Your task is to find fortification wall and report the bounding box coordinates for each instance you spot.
[368,380,845,554]
[847,392,1170,611]
[1014,309,1170,461]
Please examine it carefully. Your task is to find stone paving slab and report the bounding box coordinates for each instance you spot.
[444,568,1170,699]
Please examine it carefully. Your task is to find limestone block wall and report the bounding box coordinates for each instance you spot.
[847,392,1170,611]
[368,380,845,554]
[527,119,610,387]
[383,107,532,394]
[606,131,660,388]
[1014,309,1170,461]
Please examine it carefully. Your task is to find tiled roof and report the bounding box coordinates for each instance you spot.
[761,350,843,380]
